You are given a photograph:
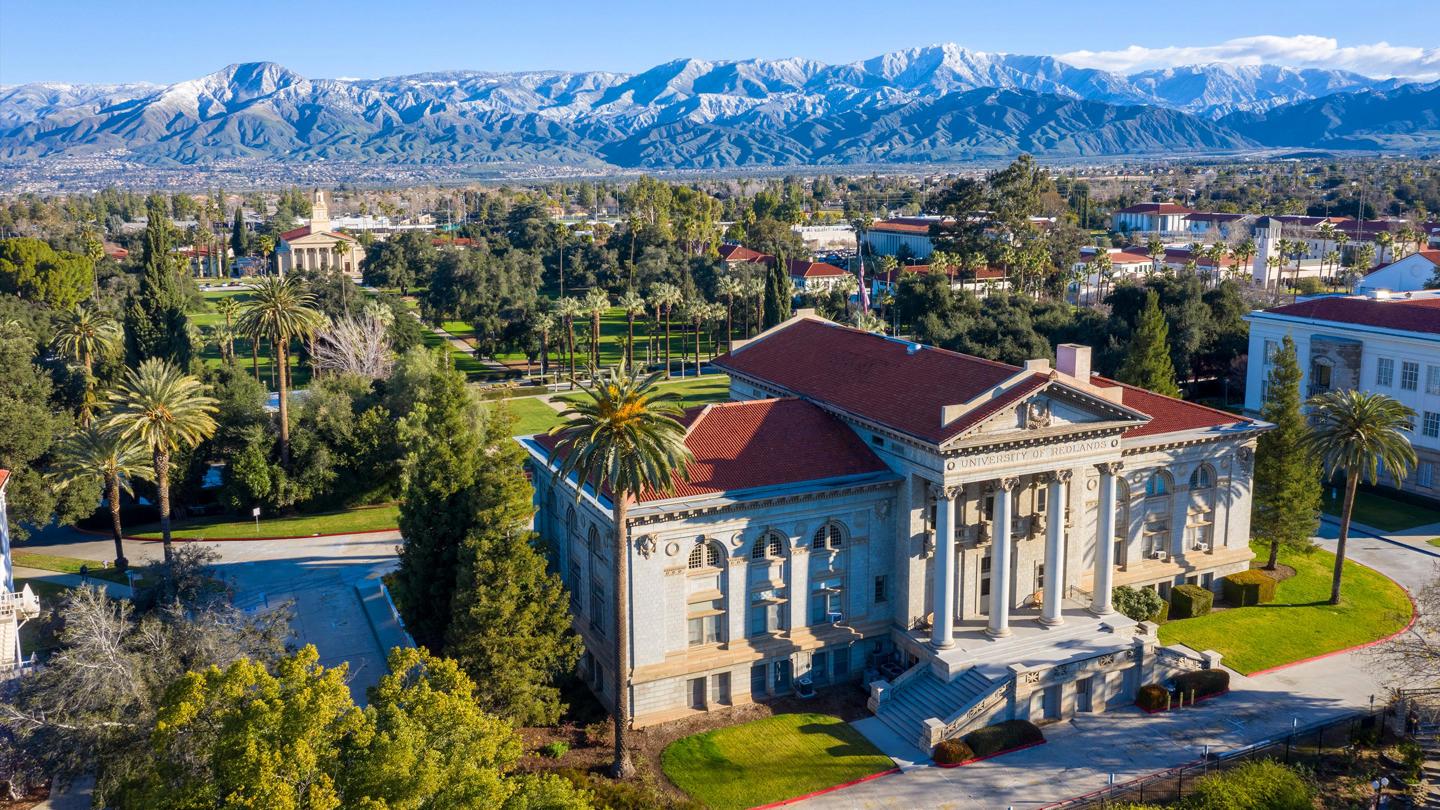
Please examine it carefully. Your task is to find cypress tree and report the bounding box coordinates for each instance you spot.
[763,254,792,329]
[445,405,582,726]
[1253,335,1321,569]
[393,352,486,652]
[1116,290,1180,397]
[230,206,248,257]
[124,195,192,368]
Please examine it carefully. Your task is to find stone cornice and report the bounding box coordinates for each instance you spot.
[629,477,900,526]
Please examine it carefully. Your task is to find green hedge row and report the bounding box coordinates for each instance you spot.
[1222,569,1277,606]
[961,719,1044,758]
[1173,668,1229,699]
[1169,584,1213,619]
[932,738,974,765]
[1137,684,1171,711]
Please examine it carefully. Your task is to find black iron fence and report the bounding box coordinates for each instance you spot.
[1042,706,1400,808]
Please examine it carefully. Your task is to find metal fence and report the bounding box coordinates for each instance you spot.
[1043,706,1398,808]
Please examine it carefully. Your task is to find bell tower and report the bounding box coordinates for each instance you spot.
[311,189,331,232]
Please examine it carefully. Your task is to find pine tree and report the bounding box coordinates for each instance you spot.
[445,405,582,726]
[393,352,486,652]
[1116,290,1180,397]
[124,195,192,368]
[1253,335,1322,569]
[230,206,248,258]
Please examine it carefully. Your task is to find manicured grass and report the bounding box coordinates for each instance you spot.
[1427,538,1440,548]
[1321,488,1440,532]
[440,320,476,342]
[490,397,565,436]
[131,503,400,540]
[555,374,731,409]
[11,552,131,584]
[661,713,893,810]
[1158,540,1412,674]
[420,329,499,383]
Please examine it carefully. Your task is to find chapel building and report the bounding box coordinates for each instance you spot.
[275,190,363,276]
[524,314,1266,749]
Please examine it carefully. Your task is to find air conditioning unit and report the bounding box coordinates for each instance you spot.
[1150,550,1167,560]
[1192,542,1210,552]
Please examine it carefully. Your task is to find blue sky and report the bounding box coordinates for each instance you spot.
[2,0,1437,84]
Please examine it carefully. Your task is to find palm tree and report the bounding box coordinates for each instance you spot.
[236,275,325,467]
[106,359,218,562]
[1230,239,1257,285]
[618,289,646,366]
[548,368,692,778]
[256,235,276,276]
[530,310,555,377]
[1305,390,1417,605]
[51,306,122,425]
[49,424,153,571]
[650,282,683,379]
[1146,237,1166,276]
[582,288,610,378]
[743,276,766,338]
[215,297,242,360]
[1375,231,1394,266]
[715,276,743,352]
[555,296,582,387]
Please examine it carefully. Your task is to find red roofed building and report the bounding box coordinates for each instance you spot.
[1246,291,1440,503]
[1356,249,1440,294]
[524,312,1266,736]
[718,243,772,265]
[1111,202,1194,236]
[275,190,363,277]
[785,258,849,292]
[864,217,947,260]
[871,262,1009,300]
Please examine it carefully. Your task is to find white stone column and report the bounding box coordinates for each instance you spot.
[932,485,959,648]
[1040,470,1071,627]
[987,477,1019,638]
[788,541,809,634]
[1091,462,1123,615]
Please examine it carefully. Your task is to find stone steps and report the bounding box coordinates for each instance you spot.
[874,667,994,749]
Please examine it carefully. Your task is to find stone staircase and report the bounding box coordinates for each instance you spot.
[873,666,992,749]
[1416,721,1440,807]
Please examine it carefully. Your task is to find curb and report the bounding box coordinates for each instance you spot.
[1247,579,1419,677]
[79,526,401,543]
[750,767,902,809]
[935,738,1046,768]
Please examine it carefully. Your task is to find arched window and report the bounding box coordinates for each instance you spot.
[566,506,577,538]
[811,522,844,550]
[1189,465,1214,490]
[587,524,601,551]
[751,531,784,560]
[1145,472,1170,498]
[688,540,721,570]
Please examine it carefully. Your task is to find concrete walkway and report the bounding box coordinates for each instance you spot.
[806,518,1437,808]
[11,566,134,599]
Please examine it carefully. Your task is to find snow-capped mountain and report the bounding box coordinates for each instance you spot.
[0,44,1421,171]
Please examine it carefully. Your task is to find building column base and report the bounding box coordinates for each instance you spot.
[1037,615,1065,628]
[985,626,1012,639]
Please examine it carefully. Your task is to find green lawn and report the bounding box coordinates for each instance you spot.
[493,306,731,372]
[490,397,565,436]
[1427,538,1440,548]
[554,374,731,409]
[131,504,400,540]
[661,713,893,810]
[1158,540,1412,674]
[440,320,476,342]
[1321,488,1440,532]
[194,290,314,388]
[11,552,131,584]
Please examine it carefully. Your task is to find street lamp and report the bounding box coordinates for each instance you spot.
[1369,776,1389,808]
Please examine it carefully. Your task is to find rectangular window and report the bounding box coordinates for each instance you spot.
[1376,357,1394,387]
[748,589,784,637]
[1429,366,1440,396]
[1114,539,1125,568]
[1036,563,1046,590]
[1264,339,1278,363]
[1401,361,1420,391]
[589,579,606,638]
[688,599,724,647]
[568,562,581,610]
[810,577,844,625]
[1418,461,1434,489]
[874,575,888,604]
[980,556,992,598]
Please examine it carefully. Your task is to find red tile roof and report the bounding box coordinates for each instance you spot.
[536,399,890,502]
[869,218,939,235]
[788,259,847,279]
[279,225,356,243]
[876,264,1006,284]
[1261,296,1440,336]
[1115,203,1193,215]
[716,318,1250,445]
[0,469,9,492]
[719,243,771,263]
[1365,249,1440,276]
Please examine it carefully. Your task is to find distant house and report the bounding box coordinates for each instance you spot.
[275,190,363,276]
[102,242,129,261]
[1110,203,1193,235]
[786,258,848,293]
[719,243,772,265]
[864,217,944,260]
[1356,250,1440,294]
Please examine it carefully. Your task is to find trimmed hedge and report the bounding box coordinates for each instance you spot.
[1169,584,1213,619]
[1173,668,1229,700]
[1137,684,1171,712]
[932,738,975,765]
[1222,569,1277,606]
[1151,599,1170,623]
[961,719,1043,758]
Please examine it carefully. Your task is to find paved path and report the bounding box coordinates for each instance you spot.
[11,566,133,599]
[805,519,1436,808]
[20,524,401,705]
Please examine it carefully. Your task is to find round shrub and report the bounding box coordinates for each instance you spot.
[932,738,974,765]
[540,741,570,758]
[1185,760,1313,809]
[1173,668,1229,700]
[1112,585,1165,623]
[1169,584,1213,619]
[1221,569,1277,606]
[1137,684,1171,712]
[961,719,1043,758]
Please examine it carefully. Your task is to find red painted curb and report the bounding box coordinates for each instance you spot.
[935,738,1046,768]
[749,766,901,809]
[1136,688,1229,714]
[79,526,401,543]
[1247,559,1420,678]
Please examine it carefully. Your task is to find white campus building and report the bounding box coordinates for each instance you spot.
[524,315,1266,750]
[275,190,364,277]
[1,470,41,675]
[1245,292,1440,503]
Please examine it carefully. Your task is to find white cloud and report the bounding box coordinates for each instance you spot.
[1058,35,1440,80]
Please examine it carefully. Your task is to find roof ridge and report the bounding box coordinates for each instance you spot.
[1092,375,1251,425]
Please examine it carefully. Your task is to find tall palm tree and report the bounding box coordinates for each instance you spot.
[743,276,766,338]
[1146,237,1166,276]
[555,296,582,387]
[1305,390,1417,605]
[618,289,647,367]
[1230,239,1257,285]
[236,275,324,467]
[548,368,692,778]
[1375,231,1394,266]
[106,359,218,562]
[650,283,683,379]
[51,306,122,425]
[256,235,276,276]
[49,424,153,571]
[582,288,610,378]
[215,297,242,363]
[530,310,555,378]
[715,276,743,352]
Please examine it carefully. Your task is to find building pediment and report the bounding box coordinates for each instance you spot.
[942,380,1149,451]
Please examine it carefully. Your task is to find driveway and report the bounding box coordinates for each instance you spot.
[803,517,1437,808]
[21,525,402,705]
